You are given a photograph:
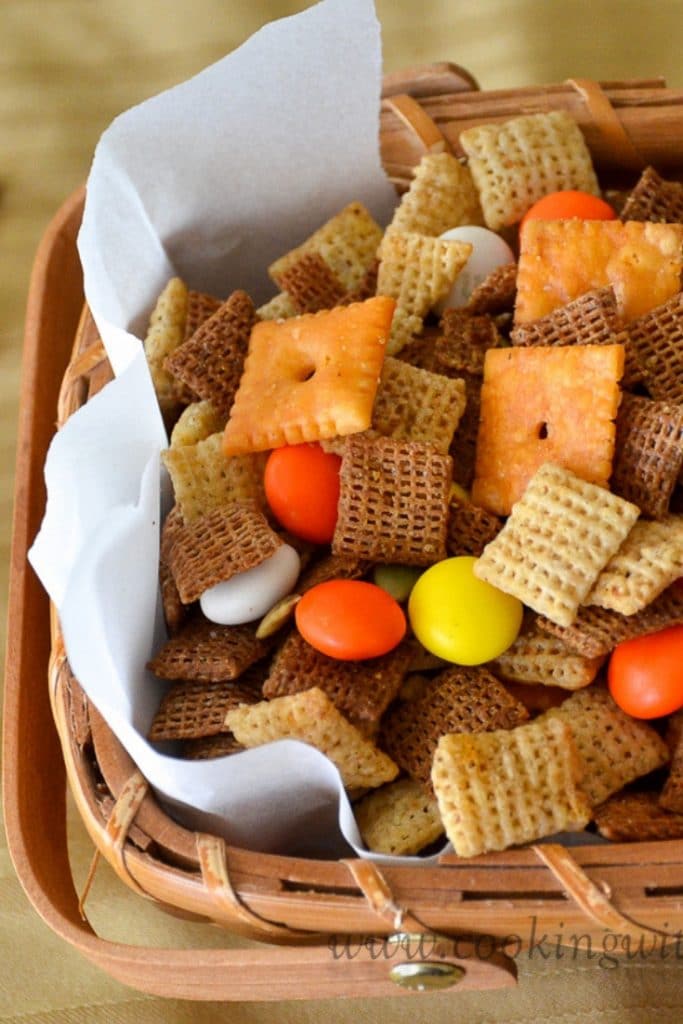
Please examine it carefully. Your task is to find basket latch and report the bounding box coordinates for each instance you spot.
[343,858,516,991]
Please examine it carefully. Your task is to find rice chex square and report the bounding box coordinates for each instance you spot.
[459,110,599,231]
[372,357,466,454]
[225,687,399,790]
[354,779,444,857]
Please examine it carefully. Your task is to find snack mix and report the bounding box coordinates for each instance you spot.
[143,109,683,858]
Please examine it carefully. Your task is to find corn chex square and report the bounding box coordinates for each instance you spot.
[222,297,394,455]
[371,357,466,454]
[332,436,452,567]
[385,152,483,238]
[162,432,267,522]
[515,219,683,325]
[474,463,640,627]
[543,688,669,807]
[585,516,683,615]
[354,779,444,857]
[225,687,399,790]
[170,400,227,448]
[377,231,472,354]
[257,291,298,321]
[471,344,624,516]
[459,111,599,231]
[269,201,383,293]
[143,277,189,420]
[431,718,591,857]
[489,622,603,690]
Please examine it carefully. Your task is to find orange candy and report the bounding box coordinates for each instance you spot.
[264,443,341,544]
[520,190,616,231]
[295,580,406,660]
[608,625,683,719]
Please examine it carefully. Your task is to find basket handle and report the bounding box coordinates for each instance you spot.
[11,774,517,1000]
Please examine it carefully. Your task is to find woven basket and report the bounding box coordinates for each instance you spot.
[7,65,683,1001]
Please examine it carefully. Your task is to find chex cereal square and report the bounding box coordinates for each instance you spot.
[332,436,452,566]
[474,463,640,627]
[460,111,599,231]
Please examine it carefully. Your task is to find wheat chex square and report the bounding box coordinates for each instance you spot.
[332,436,452,566]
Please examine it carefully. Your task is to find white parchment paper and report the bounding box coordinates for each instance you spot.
[29,0,450,862]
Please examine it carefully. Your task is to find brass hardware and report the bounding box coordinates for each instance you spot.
[386,932,465,991]
[389,961,465,991]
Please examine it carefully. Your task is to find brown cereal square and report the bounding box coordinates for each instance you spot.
[332,436,452,566]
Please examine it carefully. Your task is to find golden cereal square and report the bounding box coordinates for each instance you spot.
[515,219,683,325]
[377,231,472,354]
[472,344,624,516]
[431,718,591,857]
[474,463,640,627]
[585,516,683,615]
[268,201,383,293]
[543,688,669,806]
[222,297,395,455]
[386,152,483,238]
[354,779,444,857]
[143,277,189,418]
[225,687,399,790]
[163,432,267,522]
[459,111,599,231]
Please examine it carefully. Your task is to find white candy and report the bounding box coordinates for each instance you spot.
[435,226,515,313]
[200,544,301,626]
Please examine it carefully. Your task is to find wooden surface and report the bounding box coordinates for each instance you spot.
[4,1,683,1020]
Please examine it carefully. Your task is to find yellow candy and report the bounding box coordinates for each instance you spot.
[408,556,522,665]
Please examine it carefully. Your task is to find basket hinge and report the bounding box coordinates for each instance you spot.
[534,842,681,944]
[196,833,314,940]
[566,78,646,172]
[381,93,451,156]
